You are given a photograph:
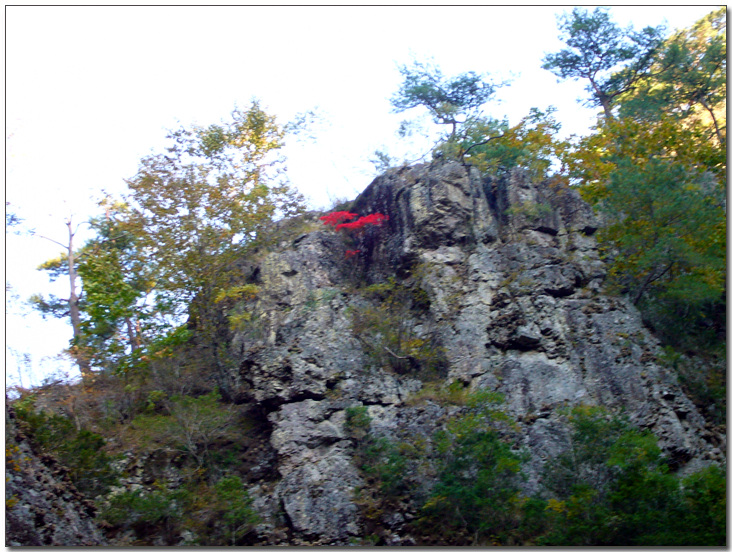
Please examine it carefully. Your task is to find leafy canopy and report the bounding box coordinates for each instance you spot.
[125,101,305,317]
[391,59,500,140]
[542,8,665,118]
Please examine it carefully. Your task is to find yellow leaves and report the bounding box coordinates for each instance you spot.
[36,255,67,271]
[546,498,567,514]
[227,311,252,332]
[422,494,447,511]
[214,284,260,304]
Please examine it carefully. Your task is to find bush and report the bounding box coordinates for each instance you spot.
[213,475,259,545]
[418,391,526,545]
[130,389,236,467]
[100,475,259,546]
[537,406,726,546]
[13,397,118,498]
[350,277,446,379]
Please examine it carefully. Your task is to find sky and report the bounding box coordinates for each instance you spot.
[5,4,720,388]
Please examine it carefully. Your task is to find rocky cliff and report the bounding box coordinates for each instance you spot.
[214,160,722,544]
[5,406,107,546]
[6,160,724,546]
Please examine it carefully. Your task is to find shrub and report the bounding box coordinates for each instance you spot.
[537,406,727,546]
[13,397,118,498]
[418,391,526,545]
[350,278,446,379]
[100,486,185,536]
[213,475,259,545]
[130,389,236,468]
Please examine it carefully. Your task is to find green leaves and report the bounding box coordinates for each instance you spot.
[419,392,526,545]
[618,8,726,148]
[213,475,258,545]
[542,8,665,118]
[563,9,726,353]
[538,406,726,546]
[391,59,500,140]
[14,397,118,498]
[459,107,566,178]
[125,101,304,315]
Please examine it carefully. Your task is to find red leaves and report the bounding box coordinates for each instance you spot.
[319,211,358,227]
[320,211,389,231]
[320,211,389,261]
[335,213,389,231]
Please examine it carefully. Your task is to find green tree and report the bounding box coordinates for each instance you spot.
[391,60,500,141]
[542,8,665,119]
[120,102,305,385]
[13,396,118,498]
[458,107,567,179]
[617,8,726,147]
[125,101,304,316]
[539,406,726,546]
[563,11,726,351]
[419,391,526,545]
[75,200,158,372]
[131,389,237,468]
[213,475,258,545]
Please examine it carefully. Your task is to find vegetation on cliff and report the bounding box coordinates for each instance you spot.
[9,8,725,547]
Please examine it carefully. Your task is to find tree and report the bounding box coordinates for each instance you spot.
[563,10,726,351]
[118,102,305,389]
[457,107,567,179]
[75,199,157,372]
[617,8,726,147]
[419,391,525,545]
[213,475,258,545]
[542,8,665,119]
[391,60,501,141]
[124,101,305,319]
[539,407,725,546]
[30,217,92,378]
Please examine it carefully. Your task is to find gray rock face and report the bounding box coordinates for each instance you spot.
[225,161,722,544]
[5,406,107,546]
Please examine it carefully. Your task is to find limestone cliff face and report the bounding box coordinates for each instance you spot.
[222,161,722,544]
[5,406,107,546]
[8,161,722,546]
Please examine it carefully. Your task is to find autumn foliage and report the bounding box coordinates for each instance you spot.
[320,211,389,232]
[319,211,358,227]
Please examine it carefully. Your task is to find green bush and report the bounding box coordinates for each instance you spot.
[350,277,446,379]
[130,389,236,467]
[418,391,526,545]
[345,405,411,499]
[13,397,118,498]
[537,406,726,546]
[101,475,259,546]
[101,486,184,529]
[213,475,259,545]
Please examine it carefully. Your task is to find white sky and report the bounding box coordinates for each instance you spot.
[4,4,720,388]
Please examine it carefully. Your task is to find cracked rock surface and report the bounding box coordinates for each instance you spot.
[221,161,723,544]
[5,406,108,547]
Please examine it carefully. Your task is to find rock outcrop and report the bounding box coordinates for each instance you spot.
[7,161,724,546]
[218,161,723,544]
[5,405,108,546]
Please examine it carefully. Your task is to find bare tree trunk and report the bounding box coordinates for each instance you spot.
[64,219,92,379]
[126,317,142,355]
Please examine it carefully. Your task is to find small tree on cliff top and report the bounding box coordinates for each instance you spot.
[391,59,501,142]
[542,7,665,120]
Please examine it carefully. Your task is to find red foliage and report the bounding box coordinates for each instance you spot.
[320,211,358,227]
[345,249,361,258]
[336,213,389,231]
